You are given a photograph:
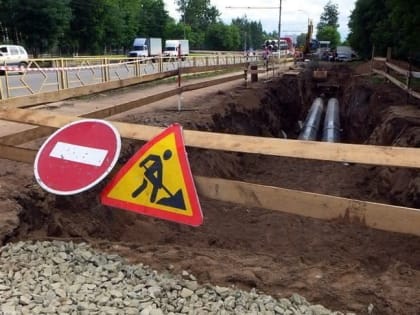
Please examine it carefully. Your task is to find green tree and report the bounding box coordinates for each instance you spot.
[316,25,340,48]
[3,0,72,55]
[296,33,307,48]
[118,0,142,51]
[69,0,108,54]
[316,1,340,49]
[317,0,339,32]
[348,0,391,59]
[176,0,220,32]
[348,0,420,61]
[231,17,264,51]
[205,23,241,50]
[138,0,169,38]
[164,17,188,39]
[387,0,420,58]
[101,0,125,53]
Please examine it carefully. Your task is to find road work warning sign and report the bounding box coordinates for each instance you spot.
[101,124,203,226]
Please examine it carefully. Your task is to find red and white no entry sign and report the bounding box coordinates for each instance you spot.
[34,119,121,195]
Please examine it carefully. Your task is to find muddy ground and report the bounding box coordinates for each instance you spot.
[0,62,419,314]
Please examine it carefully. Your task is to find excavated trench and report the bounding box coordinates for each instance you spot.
[10,64,420,252]
[3,63,420,314]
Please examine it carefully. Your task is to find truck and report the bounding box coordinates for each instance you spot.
[127,37,162,60]
[317,41,331,59]
[163,39,189,58]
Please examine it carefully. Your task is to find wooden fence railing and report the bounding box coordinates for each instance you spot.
[372,55,420,100]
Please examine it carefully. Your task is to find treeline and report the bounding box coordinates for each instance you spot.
[0,0,271,56]
[348,0,420,61]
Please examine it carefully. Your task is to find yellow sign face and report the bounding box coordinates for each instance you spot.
[101,124,203,226]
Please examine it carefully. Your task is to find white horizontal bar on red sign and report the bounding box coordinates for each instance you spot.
[49,141,108,167]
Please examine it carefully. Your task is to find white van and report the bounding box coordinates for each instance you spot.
[0,45,29,67]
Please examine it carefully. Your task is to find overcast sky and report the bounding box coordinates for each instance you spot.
[163,0,356,40]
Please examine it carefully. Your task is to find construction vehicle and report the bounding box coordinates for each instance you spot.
[303,20,314,55]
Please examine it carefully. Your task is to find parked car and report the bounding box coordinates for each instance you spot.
[336,53,352,62]
[0,44,29,74]
[0,45,29,66]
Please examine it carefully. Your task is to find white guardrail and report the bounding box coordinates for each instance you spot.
[0,54,259,100]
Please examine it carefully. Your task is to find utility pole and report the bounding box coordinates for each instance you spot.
[278,0,282,60]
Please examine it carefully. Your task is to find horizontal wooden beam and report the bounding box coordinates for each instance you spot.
[2,145,419,237]
[385,61,420,79]
[0,144,36,163]
[373,69,420,100]
[0,107,419,169]
[386,62,409,76]
[195,176,420,237]
[373,57,387,62]
[181,63,246,75]
[0,126,55,146]
[181,74,244,92]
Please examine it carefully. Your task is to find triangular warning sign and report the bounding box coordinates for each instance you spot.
[101,124,203,226]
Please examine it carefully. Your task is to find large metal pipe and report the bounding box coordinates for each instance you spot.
[322,98,341,142]
[298,97,324,141]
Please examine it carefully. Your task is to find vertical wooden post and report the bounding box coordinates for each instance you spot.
[60,59,68,90]
[386,47,392,74]
[4,68,10,99]
[244,62,248,88]
[386,47,392,61]
[101,58,106,82]
[134,59,139,77]
[106,58,110,82]
[406,57,412,104]
[0,74,4,100]
[370,45,375,73]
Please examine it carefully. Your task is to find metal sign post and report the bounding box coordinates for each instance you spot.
[177,44,182,111]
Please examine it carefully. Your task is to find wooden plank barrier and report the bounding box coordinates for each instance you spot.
[373,69,420,100]
[372,58,420,100]
[0,108,419,169]
[195,177,420,237]
[1,143,419,237]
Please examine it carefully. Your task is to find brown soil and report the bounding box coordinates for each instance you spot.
[1,63,419,314]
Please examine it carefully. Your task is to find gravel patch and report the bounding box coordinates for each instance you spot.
[0,241,353,315]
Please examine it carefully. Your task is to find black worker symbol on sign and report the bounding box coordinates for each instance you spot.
[131,149,186,210]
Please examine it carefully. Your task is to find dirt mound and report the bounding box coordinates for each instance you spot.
[367,106,420,207]
[1,64,420,314]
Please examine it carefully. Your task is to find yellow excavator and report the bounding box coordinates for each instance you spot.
[303,19,314,55]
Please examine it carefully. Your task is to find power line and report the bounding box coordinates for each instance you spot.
[226,6,279,9]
